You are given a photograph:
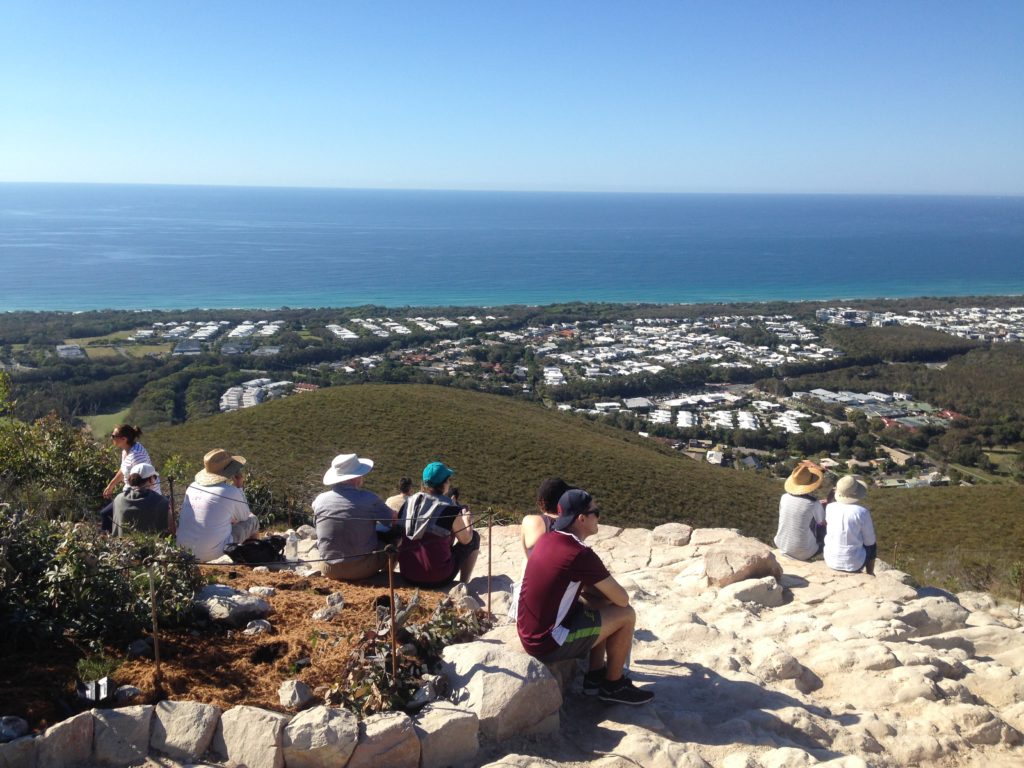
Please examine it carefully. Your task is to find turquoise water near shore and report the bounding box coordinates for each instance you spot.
[1,184,1022,311]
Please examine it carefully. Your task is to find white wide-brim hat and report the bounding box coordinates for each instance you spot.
[835,475,868,504]
[323,453,374,485]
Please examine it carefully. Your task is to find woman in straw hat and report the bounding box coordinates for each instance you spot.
[823,475,877,575]
[774,460,827,561]
[176,449,259,563]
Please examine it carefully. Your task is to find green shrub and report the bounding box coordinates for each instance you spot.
[0,509,204,650]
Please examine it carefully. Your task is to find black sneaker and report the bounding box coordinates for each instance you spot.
[582,667,606,695]
[598,676,654,706]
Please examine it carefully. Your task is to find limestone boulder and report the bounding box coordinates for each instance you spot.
[35,711,93,768]
[212,705,290,768]
[0,717,28,744]
[282,705,360,768]
[414,702,480,768]
[347,711,419,768]
[900,595,970,637]
[441,640,561,740]
[279,679,315,710]
[92,705,153,766]
[150,700,220,761]
[652,522,693,546]
[193,583,272,628]
[718,576,784,607]
[704,539,782,588]
[0,737,35,768]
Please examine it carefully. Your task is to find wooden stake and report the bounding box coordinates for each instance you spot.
[148,566,163,690]
[387,551,398,681]
[167,477,176,534]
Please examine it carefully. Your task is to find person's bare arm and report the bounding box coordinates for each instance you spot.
[103,470,124,499]
[593,575,630,607]
[454,508,474,545]
[520,514,548,554]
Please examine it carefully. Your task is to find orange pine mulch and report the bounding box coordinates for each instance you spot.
[2,566,440,730]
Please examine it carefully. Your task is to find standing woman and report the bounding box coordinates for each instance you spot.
[100,424,161,532]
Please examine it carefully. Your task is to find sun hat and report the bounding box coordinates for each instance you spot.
[552,488,594,532]
[194,449,247,486]
[323,453,375,485]
[835,475,868,504]
[784,461,824,496]
[128,462,158,481]
[422,461,454,487]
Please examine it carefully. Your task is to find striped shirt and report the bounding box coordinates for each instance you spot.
[120,442,162,495]
[774,493,825,561]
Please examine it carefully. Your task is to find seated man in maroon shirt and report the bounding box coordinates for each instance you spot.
[516,488,654,706]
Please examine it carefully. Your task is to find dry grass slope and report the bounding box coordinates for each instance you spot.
[147,383,781,537]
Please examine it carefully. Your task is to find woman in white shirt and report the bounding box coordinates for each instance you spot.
[823,475,877,575]
[177,449,259,562]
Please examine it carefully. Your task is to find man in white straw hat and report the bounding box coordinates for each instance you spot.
[177,449,259,563]
[313,453,396,581]
[823,475,877,575]
[774,460,827,561]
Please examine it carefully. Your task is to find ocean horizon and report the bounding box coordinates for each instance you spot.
[1,183,1022,312]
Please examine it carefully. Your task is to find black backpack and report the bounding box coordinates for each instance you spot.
[224,534,286,564]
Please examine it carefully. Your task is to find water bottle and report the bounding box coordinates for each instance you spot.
[284,529,299,562]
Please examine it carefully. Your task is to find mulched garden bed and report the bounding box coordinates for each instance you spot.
[1,566,442,730]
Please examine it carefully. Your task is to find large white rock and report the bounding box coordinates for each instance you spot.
[719,576,784,607]
[279,679,315,710]
[441,641,561,741]
[92,705,153,766]
[652,522,693,546]
[212,705,291,768]
[282,705,359,768]
[0,736,35,768]
[704,539,783,588]
[347,711,419,768]
[35,711,93,768]
[193,583,272,627]
[414,702,480,768]
[150,700,221,761]
[900,596,970,637]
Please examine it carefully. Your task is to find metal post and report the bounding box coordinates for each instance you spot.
[148,565,162,689]
[487,508,493,616]
[387,551,398,681]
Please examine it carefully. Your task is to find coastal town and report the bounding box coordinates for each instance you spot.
[3,302,1022,489]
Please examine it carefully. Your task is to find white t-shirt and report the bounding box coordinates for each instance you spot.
[176,482,253,562]
[823,501,876,572]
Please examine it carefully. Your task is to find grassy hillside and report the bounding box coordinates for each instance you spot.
[147,384,1024,593]
[147,384,781,538]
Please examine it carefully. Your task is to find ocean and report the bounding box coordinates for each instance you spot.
[1,183,1022,311]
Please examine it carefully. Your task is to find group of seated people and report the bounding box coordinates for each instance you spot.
[775,460,877,575]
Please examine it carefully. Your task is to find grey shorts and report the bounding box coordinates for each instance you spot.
[537,608,602,663]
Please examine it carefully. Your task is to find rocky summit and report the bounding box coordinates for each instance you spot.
[467,523,1024,768]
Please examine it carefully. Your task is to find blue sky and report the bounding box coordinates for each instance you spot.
[1,1,1022,194]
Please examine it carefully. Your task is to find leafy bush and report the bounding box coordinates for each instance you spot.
[0,410,110,521]
[327,591,491,716]
[0,509,204,650]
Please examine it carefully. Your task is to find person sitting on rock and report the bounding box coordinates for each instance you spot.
[517,488,654,706]
[314,453,397,581]
[774,460,827,561]
[112,462,173,537]
[507,477,573,621]
[385,476,413,520]
[397,461,479,587]
[176,449,259,563]
[520,476,572,559]
[824,475,877,575]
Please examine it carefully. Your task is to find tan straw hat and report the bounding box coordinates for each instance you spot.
[194,448,247,486]
[784,461,824,496]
